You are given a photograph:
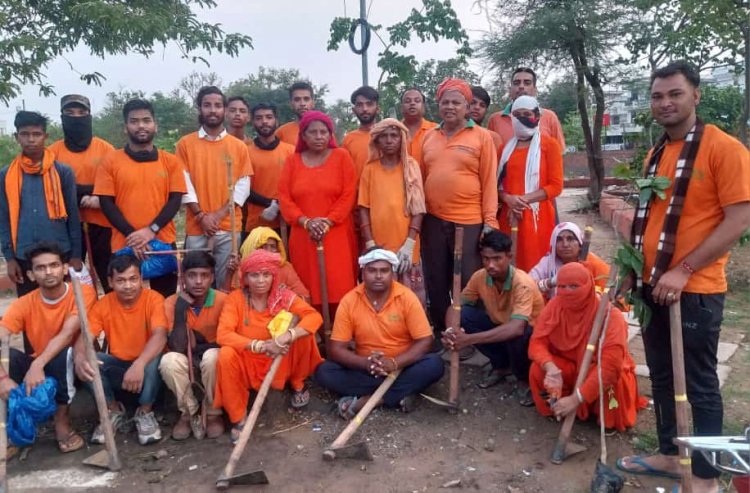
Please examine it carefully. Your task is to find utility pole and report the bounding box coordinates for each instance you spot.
[360,0,369,86]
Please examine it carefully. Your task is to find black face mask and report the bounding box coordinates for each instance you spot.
[517,114,540,129]
[61,114,93,152]
[124,144,159,162]
[253,136,280,151]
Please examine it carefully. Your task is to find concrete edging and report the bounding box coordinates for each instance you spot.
[599,191,635,240]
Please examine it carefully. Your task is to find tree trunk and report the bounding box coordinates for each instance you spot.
[741,14,750,147]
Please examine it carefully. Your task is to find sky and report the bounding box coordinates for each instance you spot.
[0,0,496,133]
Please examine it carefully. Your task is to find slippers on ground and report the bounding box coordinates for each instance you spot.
[337,396,359,420]
[516,387,535,407]
[57,431,85,453]
[290,387,310,409]
[615,456,681,480]
[477,369,511,389]
[670,485,724,493]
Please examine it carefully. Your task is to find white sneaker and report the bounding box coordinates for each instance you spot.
[190,413,205,440]
[91,402,127,445]
[134,408,162,445]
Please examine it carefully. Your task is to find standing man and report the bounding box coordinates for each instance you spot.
[400,88,437,165]
[244,103,295,235]
[177,86,253,289]
[469,85,504,152]
[49,94,115,291]
[276,81,315,147]
[226,96,251,144]
[94,98,186,297]
[342,86,380,180]
[487,68,566,149]
[0,111,82,296]
[616,61,750,493]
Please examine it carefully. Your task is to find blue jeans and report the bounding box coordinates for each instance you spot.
[314,353,444,407]
[86,353,163,407]
[461,304,532,382]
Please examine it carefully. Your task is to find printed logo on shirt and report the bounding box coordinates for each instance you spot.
[388,312,402,322]
[157,170,168,178]
[448,144,480,157]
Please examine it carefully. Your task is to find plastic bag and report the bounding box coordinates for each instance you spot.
[114,239,177,279]
[7,377,58,447]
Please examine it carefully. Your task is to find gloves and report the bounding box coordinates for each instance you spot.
[261,200,280,222]
[396,238,416,275]
[482,224,495,236]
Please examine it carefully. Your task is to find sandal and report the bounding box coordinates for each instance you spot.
[337,396,359,420]
[230,420,246,445]
[477,368,511,389]
[399,395,416,413]
[516,386,535,407]
[290,387,310,409]
[57,431,85,453]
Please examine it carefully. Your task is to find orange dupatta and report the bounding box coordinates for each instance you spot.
[4,149,67,251]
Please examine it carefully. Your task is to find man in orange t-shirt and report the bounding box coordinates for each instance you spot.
[616,61,750,489]
[0,242,96,453]
[226,96,251,144]
[159,251,227,440]
[94,98,186,298]
[469,85,504,153]
[342,86,380,180]
[314,249,443,418]
[400,88,437,165]
[49,94,115,291]
[244,103,294,234]
[178,86,253,290]
[74,254,168,446]
[275,81,315,147]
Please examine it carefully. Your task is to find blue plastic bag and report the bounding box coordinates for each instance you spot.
[8,377,58,447]
[114,239,177,279]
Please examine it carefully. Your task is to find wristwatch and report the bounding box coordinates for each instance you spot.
[149,223,160,234]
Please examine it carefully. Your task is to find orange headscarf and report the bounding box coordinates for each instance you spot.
[436,78,473,103]
[240,249,296,316]
[4,149,67,251]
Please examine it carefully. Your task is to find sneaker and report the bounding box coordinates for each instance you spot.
[134,408,162,445]
[91,402,127,445]
[190,413,205,440]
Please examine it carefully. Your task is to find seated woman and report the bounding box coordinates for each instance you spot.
[529,221,610,299]
[528,263,646,432]
[214,249,323,443]
[239,226,310,301]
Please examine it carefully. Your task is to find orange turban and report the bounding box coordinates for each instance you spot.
[436,78,472,103]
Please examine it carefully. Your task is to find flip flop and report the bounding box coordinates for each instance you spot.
[337,396,359,420]
[57,431,85,453]
[615,456,681,480]
[290,387,310,409]
[477,368,512,389]
[670,485,724,493]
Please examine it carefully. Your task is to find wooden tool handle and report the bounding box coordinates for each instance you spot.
[316,241,332,341]
[279,219,289,253]
[510,214,519,266]
[82,222,101,296]
[579,213,594,261]
[0,334,9,490]
[669,302,693,493]
[69,269,122,471]
[447,226,464,405]
[330,369,403,449]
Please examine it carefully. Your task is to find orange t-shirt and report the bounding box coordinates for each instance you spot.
[1,283,97,357]
[358,159,421,262]
[163,288,227,344]
[49,137,115,227]
[331,282,432,358]
[404,118,437,165]
[276,121,300,147]
[642,124,750,293]
[487,107,566,150]
[245,139,295,232]
[341,128,372,180]
[176,133,254,236]
[94,149,186,252]
[88,288,168,361]
[421,122,499,227]
[488,129,504,156]
[461,267,544,326]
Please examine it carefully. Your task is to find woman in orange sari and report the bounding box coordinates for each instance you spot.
[528,263,646,432]
[497,95,563,272]
[214,249,323,443]
[278,111,357,316]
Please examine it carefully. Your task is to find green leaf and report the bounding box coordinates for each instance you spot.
[654,189,666,200]
[608,395,619,410]
[653,176,672,189]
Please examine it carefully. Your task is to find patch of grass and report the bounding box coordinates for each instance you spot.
[631,430,659,453]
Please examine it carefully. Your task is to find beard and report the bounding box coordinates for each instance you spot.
[127,129,155,144]
[356,112,377,125]
[254,125,277,138]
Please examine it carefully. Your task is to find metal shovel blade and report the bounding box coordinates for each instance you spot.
[550,440,588,464]
[215,470,269,490]
[322,442,373,462]
[419,393,458,410]
[83,449,121,471]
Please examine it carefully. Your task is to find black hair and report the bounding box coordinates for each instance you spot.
[471,86,491,106]
[182,251,216,272]
[108,254,142,277]
[400,87,426,103]
[196,86,226,108]
[227,95,250,110]
[479,230,512,253]
[14,111,47,131]
[25,241,67,265]
[250,102,278,118]
[650,60,700,88]
[350,86,380,104]
[122,99,154,122]
[511,67,538,86]
[288,81,314,99]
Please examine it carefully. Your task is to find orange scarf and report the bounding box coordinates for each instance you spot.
[4,149,67,251]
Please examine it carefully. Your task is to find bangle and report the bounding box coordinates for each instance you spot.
[195,211,205,221]
[274,334,289,349]
[389,357,398,371]
[250,340,263,353]
[681,260,696,275]
[575,388,584,403]
[408,226,420,233]
[287,328,297,342]
[303,218,311,230]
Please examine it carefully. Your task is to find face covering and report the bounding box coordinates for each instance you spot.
[62,114,93,152]
[511,114,539,140]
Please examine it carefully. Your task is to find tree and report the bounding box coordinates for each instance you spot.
[539,77,581,124]
[697,84,744,135]
[0,0,252,104]
[178,72,224,103]
[326,100,358,141]
[0,136,19,167]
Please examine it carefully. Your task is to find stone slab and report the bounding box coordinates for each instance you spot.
[717,342,739,364]
[636,363,732,389]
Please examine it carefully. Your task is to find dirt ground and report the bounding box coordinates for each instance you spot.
[3,189,749,492]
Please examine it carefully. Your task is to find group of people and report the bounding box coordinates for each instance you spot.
[0,59,747,493]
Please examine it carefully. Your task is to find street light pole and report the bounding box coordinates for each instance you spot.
[360,0,369,86]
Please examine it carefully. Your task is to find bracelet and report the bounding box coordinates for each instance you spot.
[274,334,289,349]
[287,328,297,343]
[408,226,421,233]
[250,340,263,353]
[389,357,398,371]
[681,260,696,275]
[195,211,206,221]
[575,388,584,404]
[303,218,311,230]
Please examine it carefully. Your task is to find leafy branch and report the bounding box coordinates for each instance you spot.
[636,176,671,204]
[613,242,652,328]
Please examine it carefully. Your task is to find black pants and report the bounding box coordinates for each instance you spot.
[421,214,483,334]
[9,347,75,405]
[149,272,178,298]
[461,304,532,382]
[81,223,112,293]
[642,287,724,479]
[14,258,38,298]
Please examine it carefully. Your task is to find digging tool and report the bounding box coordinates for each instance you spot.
[82,222,101,294]
[550,266,619,465]
[143,248,211,256]
[579,214,595,260]
[223,156,238,292]
[323,369,403,461]
[510,214,519,265]
[670,301,693,493]
[69,269,122,471]
[279,219,289,253]
[1,335,9,492]
[316,240,332,343]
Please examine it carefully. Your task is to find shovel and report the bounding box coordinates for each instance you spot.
[316,240,332,344]
[323,369,403,461]
[223,156,238,292]
[670,301,693,493]
[69,269,122,471]
[1,335,9,492]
